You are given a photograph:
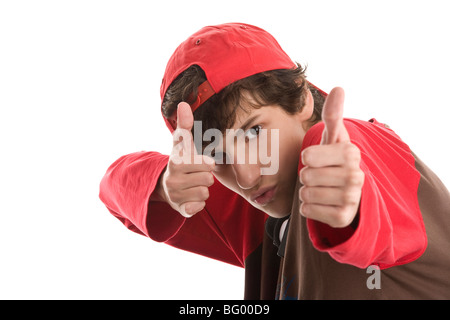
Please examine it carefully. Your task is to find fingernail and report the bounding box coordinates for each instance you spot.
[301,149,307,166]
[300,203,308,216]
[298,187,304,201]
[186,202,204,216]
[299,168,304,184]
[183,204,193,217]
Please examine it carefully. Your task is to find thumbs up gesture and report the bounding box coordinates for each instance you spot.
[299,87,364,228]
[161,102,216,218]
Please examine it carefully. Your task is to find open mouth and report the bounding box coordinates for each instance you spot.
[251,186,277,206]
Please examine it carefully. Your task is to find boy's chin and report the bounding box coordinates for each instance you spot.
[266,211,291,219]
[259,202,292,219]
[245,195,293,218]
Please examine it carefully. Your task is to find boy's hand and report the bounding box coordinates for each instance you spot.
[299,87,364,228]
[161,102,215,218]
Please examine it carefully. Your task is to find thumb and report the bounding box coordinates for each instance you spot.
[321,87,350,145]
[172,102,196,155]
[176,101,194,132]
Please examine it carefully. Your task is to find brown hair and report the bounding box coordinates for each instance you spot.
[161,64,325,146]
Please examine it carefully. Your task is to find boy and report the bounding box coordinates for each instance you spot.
[99,23,450,299]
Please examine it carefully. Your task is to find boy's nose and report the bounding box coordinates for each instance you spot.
[232,163,261,190]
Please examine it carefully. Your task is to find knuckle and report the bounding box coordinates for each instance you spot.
[343,143,361,163]
[206,173,215,186]
[356,170,365,186]
[199,186,210,200]
[343,190,354,204]
[330,208,353,228]
[346,169,364,186]
[167,191,181,204]
[204,163,215,172]
[202,155,216,168]
[343,188,359,205]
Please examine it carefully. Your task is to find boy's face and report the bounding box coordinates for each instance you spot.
[211,90,314,218]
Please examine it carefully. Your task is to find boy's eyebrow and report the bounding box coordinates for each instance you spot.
[239,115,260,132]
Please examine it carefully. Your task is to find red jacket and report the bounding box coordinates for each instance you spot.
[99,118,427,270]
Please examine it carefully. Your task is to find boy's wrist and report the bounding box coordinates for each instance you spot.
[150,166,168,202]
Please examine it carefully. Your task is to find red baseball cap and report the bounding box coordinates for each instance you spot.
[160,23,326,131]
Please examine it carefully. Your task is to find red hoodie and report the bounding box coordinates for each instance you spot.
[99,118,450,299]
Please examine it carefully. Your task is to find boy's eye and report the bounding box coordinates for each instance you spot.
[244,125,262,140]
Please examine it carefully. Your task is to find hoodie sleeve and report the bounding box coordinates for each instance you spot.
[99,151,180,238]
[99,151,266,267]
[299,119,427,269]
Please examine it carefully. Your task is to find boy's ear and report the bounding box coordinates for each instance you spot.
[297,89,314,121]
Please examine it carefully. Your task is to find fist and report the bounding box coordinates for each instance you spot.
[162,102,215,218]
[299,87,364,228]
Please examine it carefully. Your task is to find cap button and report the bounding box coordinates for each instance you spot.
[239,25,248,29]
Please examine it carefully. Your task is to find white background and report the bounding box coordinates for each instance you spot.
[1,0,449,299]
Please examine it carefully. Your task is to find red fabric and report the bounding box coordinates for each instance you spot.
[160,23,296,102]
[299,119,427,269]
[160,23,298,133]
[99,151,170,236]
[167,80,216,131]
[99,119,427,270]
[99,151,267,268]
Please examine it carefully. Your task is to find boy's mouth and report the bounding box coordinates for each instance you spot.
[251,185,277,206]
